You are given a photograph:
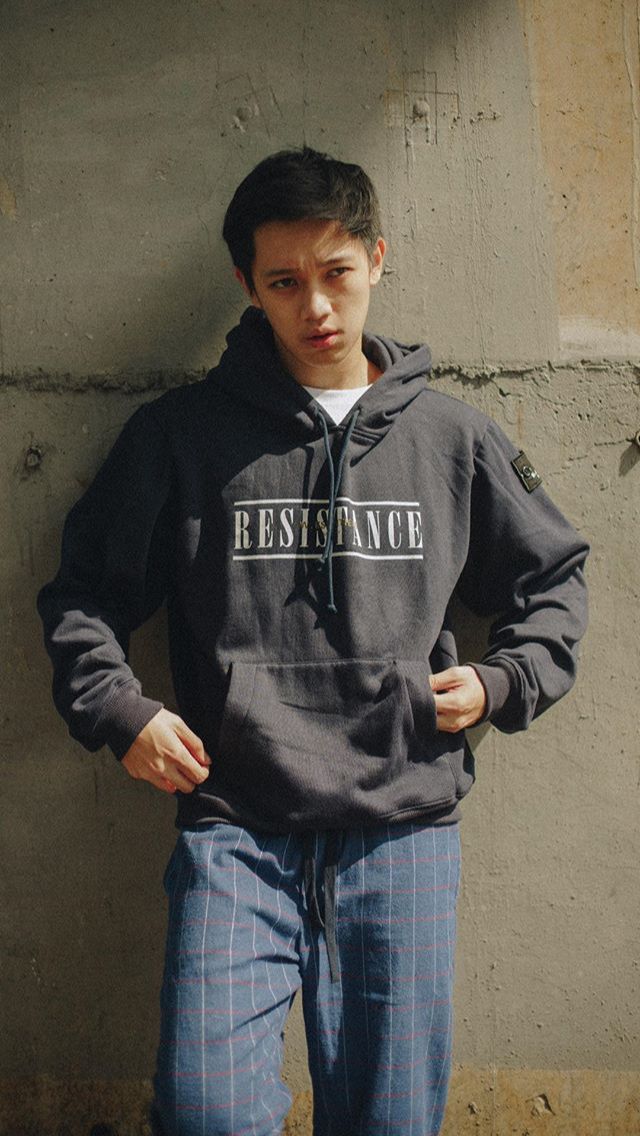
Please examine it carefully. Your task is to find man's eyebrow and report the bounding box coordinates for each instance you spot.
[261,254,356,278]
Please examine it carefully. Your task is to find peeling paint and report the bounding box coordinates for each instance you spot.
[529,1091,555,1116]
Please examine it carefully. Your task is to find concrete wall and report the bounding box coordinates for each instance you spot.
[1,1,639,1133]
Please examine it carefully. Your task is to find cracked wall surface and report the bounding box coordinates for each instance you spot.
[1,1,639,1134]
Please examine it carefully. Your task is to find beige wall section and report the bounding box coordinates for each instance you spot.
[522,0,640,359]
[1,0,640,1134]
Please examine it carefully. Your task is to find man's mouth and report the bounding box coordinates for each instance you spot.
[306,330,339,348]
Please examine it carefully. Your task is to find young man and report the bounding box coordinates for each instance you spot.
[38,148,589,1136]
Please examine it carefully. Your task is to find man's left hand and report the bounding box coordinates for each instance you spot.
[429,666,487,732]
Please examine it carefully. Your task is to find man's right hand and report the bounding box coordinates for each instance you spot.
[121,708,212,794]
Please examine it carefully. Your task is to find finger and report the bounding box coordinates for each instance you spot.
[159,766,197,794]
[433,690,472,730]
[429,667,462,692]
[173,718,212,766]
[138,740,209,787]
[432,690,466,714]
[168,745,211,784]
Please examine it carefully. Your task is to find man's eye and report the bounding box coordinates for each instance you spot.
[270,278,296,290]
[328,267,349,278]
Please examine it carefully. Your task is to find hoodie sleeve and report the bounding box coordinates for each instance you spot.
[456,420,589,733]
[37,402,174,759]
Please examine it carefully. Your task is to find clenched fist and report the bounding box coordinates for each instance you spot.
[122,708,211,794]
[429,666,487,733]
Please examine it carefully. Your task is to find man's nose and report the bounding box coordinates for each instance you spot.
[302,287,332,320]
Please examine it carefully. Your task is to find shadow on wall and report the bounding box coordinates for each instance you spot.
[3,454,180,1080]
[5,358,198,1084]
[619,438,640,477]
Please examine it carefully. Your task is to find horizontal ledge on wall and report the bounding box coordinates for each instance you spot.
[0,370,205,393]
[431,361,640,386]
[0,362,639,394]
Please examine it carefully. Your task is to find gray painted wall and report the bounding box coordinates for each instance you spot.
[1,0,558,377]
[2,0,639,1129]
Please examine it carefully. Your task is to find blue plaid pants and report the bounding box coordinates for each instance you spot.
[152,820,460,1136]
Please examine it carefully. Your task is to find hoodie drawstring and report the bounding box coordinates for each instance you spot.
[317,406,361,613]
[302,830,342,984]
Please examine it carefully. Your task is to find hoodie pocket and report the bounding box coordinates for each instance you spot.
[216,658,458,827]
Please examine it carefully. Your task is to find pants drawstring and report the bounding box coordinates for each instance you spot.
[302,830,342,983]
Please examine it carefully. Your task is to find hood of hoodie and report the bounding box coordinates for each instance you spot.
[212,306,432,447]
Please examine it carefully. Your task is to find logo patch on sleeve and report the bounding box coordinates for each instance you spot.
[511,451,542,492]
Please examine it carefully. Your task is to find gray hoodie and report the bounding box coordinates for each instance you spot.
[38,307,589,832]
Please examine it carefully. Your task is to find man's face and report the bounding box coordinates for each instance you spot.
[236,218,385,387]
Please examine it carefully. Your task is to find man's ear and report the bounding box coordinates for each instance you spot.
[234,267,262,308]
[368,237,386,286]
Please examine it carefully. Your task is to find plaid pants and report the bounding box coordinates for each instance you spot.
[152,820,460,1136]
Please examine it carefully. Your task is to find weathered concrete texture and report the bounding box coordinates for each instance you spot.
[522,0,640,359]
[3,0,637,368]
[2,366,638,1101]
[1,0,557,373]
[433,366,640,1073]
[3,1070,640,1136]
[2,0,640,1127]
[0,1077,152,1136]
[1,390,177,1085]
[444,1067,640,1135]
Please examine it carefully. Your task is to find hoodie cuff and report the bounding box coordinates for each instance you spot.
[467,661,515,724]
[93,682,164,760]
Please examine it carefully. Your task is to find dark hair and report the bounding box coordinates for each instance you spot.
[222,147,382,290]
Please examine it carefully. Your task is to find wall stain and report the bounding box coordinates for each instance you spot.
[0,175,17,219]
[623,0,640,289]
[3,1070,640,1135]
[522,0,640,342]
